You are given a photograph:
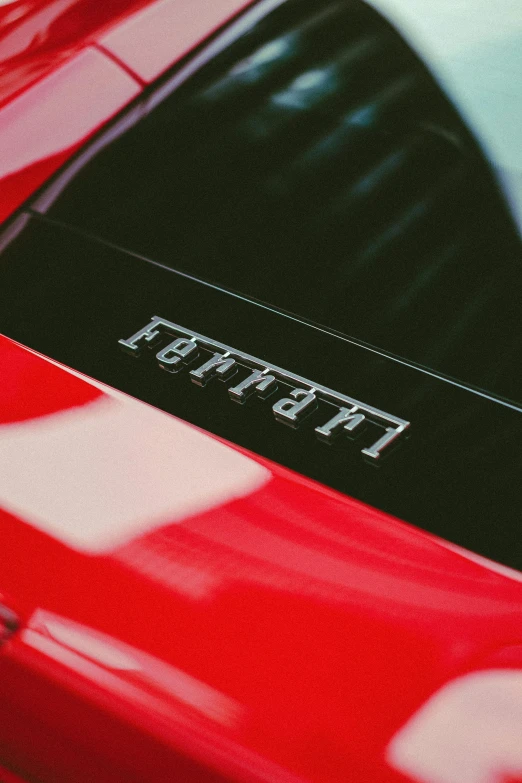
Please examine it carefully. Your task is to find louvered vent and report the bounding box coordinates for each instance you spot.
[42,0,521,401]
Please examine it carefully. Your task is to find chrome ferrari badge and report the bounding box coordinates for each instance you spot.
[119,316,410,461]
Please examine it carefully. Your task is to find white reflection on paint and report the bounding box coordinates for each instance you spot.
[387,669,522,783]
[26,609,241,727]
[0,391,269,553]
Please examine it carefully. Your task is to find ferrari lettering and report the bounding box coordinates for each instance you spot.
[315,406,366,442]
[273,389,317,426]
[156,337,198,372]
[190,352,237,386]
[119,317,410,462]
[118,318,164,356]
[228,369,278,403]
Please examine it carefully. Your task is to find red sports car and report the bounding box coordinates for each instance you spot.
[0,1,521,781]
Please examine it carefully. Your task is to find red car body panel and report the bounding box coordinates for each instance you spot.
[0,0,150,106]
[1,336,522,783]
[1,2,522,782]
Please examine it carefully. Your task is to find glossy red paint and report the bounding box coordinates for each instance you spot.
[0,761,28,783]
[0,0,152,108]
[1,335,522,783]
[0,336,101,425]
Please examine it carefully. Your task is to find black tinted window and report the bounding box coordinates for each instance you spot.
[37,0,521,403]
